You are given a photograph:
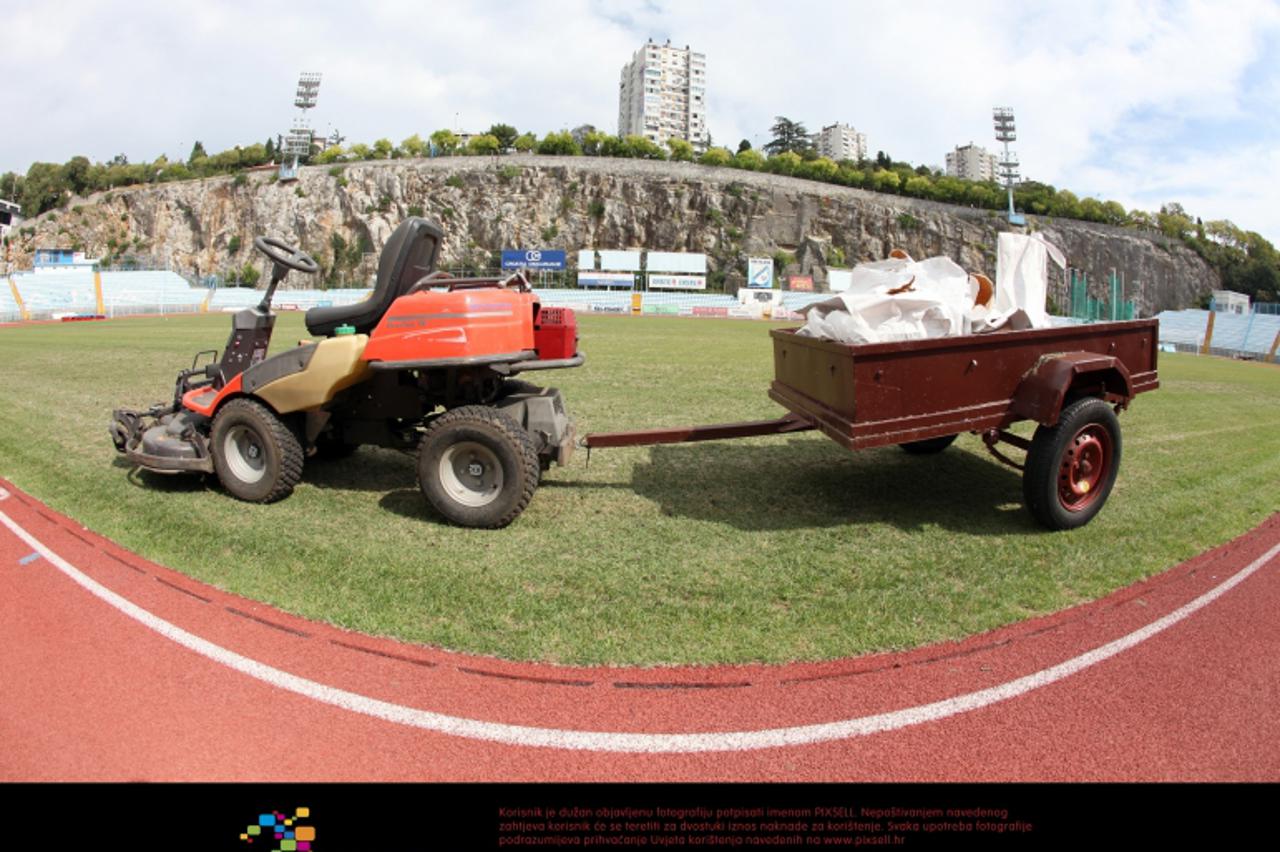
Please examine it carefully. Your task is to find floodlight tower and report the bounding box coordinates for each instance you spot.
[993,107,1023,225]
[280,72,322,181]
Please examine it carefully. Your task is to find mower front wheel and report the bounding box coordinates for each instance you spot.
[211,398,304,503]
[417,406,539,529]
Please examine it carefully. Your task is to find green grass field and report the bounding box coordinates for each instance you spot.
[0,313,1276,665]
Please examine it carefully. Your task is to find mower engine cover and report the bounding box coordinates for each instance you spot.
[361,288,538,366]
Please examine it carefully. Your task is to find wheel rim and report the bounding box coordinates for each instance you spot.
[439,442,503,508]
[1057,424,1112,512]
[223,424,267,484]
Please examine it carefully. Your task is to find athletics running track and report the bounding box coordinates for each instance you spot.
[1,476,1276,782]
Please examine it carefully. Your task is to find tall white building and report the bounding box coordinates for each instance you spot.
[812,123,867,162]
[618,39,708,153]
[945,143,998,182]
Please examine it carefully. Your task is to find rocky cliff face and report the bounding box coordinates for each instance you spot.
[11,156,1216,313]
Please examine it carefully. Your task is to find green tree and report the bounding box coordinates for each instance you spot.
[487,123,519,151]
[372,138,395,159]
[466,134,501,155]
[870,169,901,193]
[237,261,261,288]
[537,131,581,156]
[732,148,765,171]
[313,145,345,164]
[622,134,665,160]
[902,174,933,198]
[763,117,812,156]
[62,156,92,195]
[239,143,269,167]
[765,151,803,176]
[667,138,695,162]
[400,134,428,158]
[698,147,733,167]
[1157,202,1193,239]
[513,132,537,152]
[20,163,70,215]
[348,142,373,161]
[581,130,609,156]
[430,129,460,156]
[187,141,207,165]
[737,139,752,153]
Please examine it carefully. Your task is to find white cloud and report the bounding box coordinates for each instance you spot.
[3,0,1279,242]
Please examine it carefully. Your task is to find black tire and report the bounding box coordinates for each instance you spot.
[210,398,304,503]
[417,405,539,528]
[898,434,958,454]
[1022,397,1122,531]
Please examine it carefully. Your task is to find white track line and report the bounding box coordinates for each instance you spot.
[1,508,1275,754]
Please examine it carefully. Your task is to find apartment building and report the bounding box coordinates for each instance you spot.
[945,143,998,182]
[618,39,708,153]
[812,123,868,162]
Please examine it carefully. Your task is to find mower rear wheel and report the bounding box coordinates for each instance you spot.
[417,405,539,528]
[211,398,304,503]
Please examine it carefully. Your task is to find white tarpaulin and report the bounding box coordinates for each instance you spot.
[796,234,1065,345]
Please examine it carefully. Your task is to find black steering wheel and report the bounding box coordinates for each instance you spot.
[254,236,319,275]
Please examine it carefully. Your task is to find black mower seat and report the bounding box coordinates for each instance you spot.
[305,217,445,337]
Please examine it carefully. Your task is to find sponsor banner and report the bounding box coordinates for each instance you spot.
[739,287,781,306]
[631,293,644,315]
[788,275,814,292]
[578,271,635,288]
[589,303,629,314]
[727,306,756,319]
[747,257,773,289]
[642,304,681,315]
[648,274,706,290]
[501,249,566,270]
[599,250,643,271]
[692,306,729,317]
[646,251,707,274]
[577,249,597,270]
[772,308,804,321]
[677,306,695,317]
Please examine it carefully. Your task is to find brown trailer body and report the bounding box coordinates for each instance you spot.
[584,318,1159,530]
[768,319,1158,451]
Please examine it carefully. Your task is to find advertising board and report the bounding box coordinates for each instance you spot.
[501,249,566,270]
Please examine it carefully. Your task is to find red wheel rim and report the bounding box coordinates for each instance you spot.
[1057,424,1112,512]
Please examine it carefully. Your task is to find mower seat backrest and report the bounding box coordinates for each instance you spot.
[305,217,446,337]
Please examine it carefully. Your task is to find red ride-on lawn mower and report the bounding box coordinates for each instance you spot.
[110,217,582,528]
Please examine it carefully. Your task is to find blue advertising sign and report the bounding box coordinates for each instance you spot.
[501,249,566,270]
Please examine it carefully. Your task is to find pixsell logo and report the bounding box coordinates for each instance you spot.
[239,807,316,850]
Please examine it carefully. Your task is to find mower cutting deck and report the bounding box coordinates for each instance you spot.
[111,218,582,528]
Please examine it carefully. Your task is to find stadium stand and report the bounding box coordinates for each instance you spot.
[1156,309,1280,361]
[3,268,1275,364]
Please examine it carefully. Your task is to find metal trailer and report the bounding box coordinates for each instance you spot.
[585,319,1159,530]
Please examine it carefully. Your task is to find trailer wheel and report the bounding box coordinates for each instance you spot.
[417,405,539,528]
[211,398,304,503]
[1023,397,1121,530]
[898,434,958,454]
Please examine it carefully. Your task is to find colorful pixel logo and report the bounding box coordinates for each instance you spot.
[239,807,315,851]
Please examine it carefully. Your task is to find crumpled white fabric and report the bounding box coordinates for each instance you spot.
[797,234,1065,345]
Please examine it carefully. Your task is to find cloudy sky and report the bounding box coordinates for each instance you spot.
[4,0,1279,242]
